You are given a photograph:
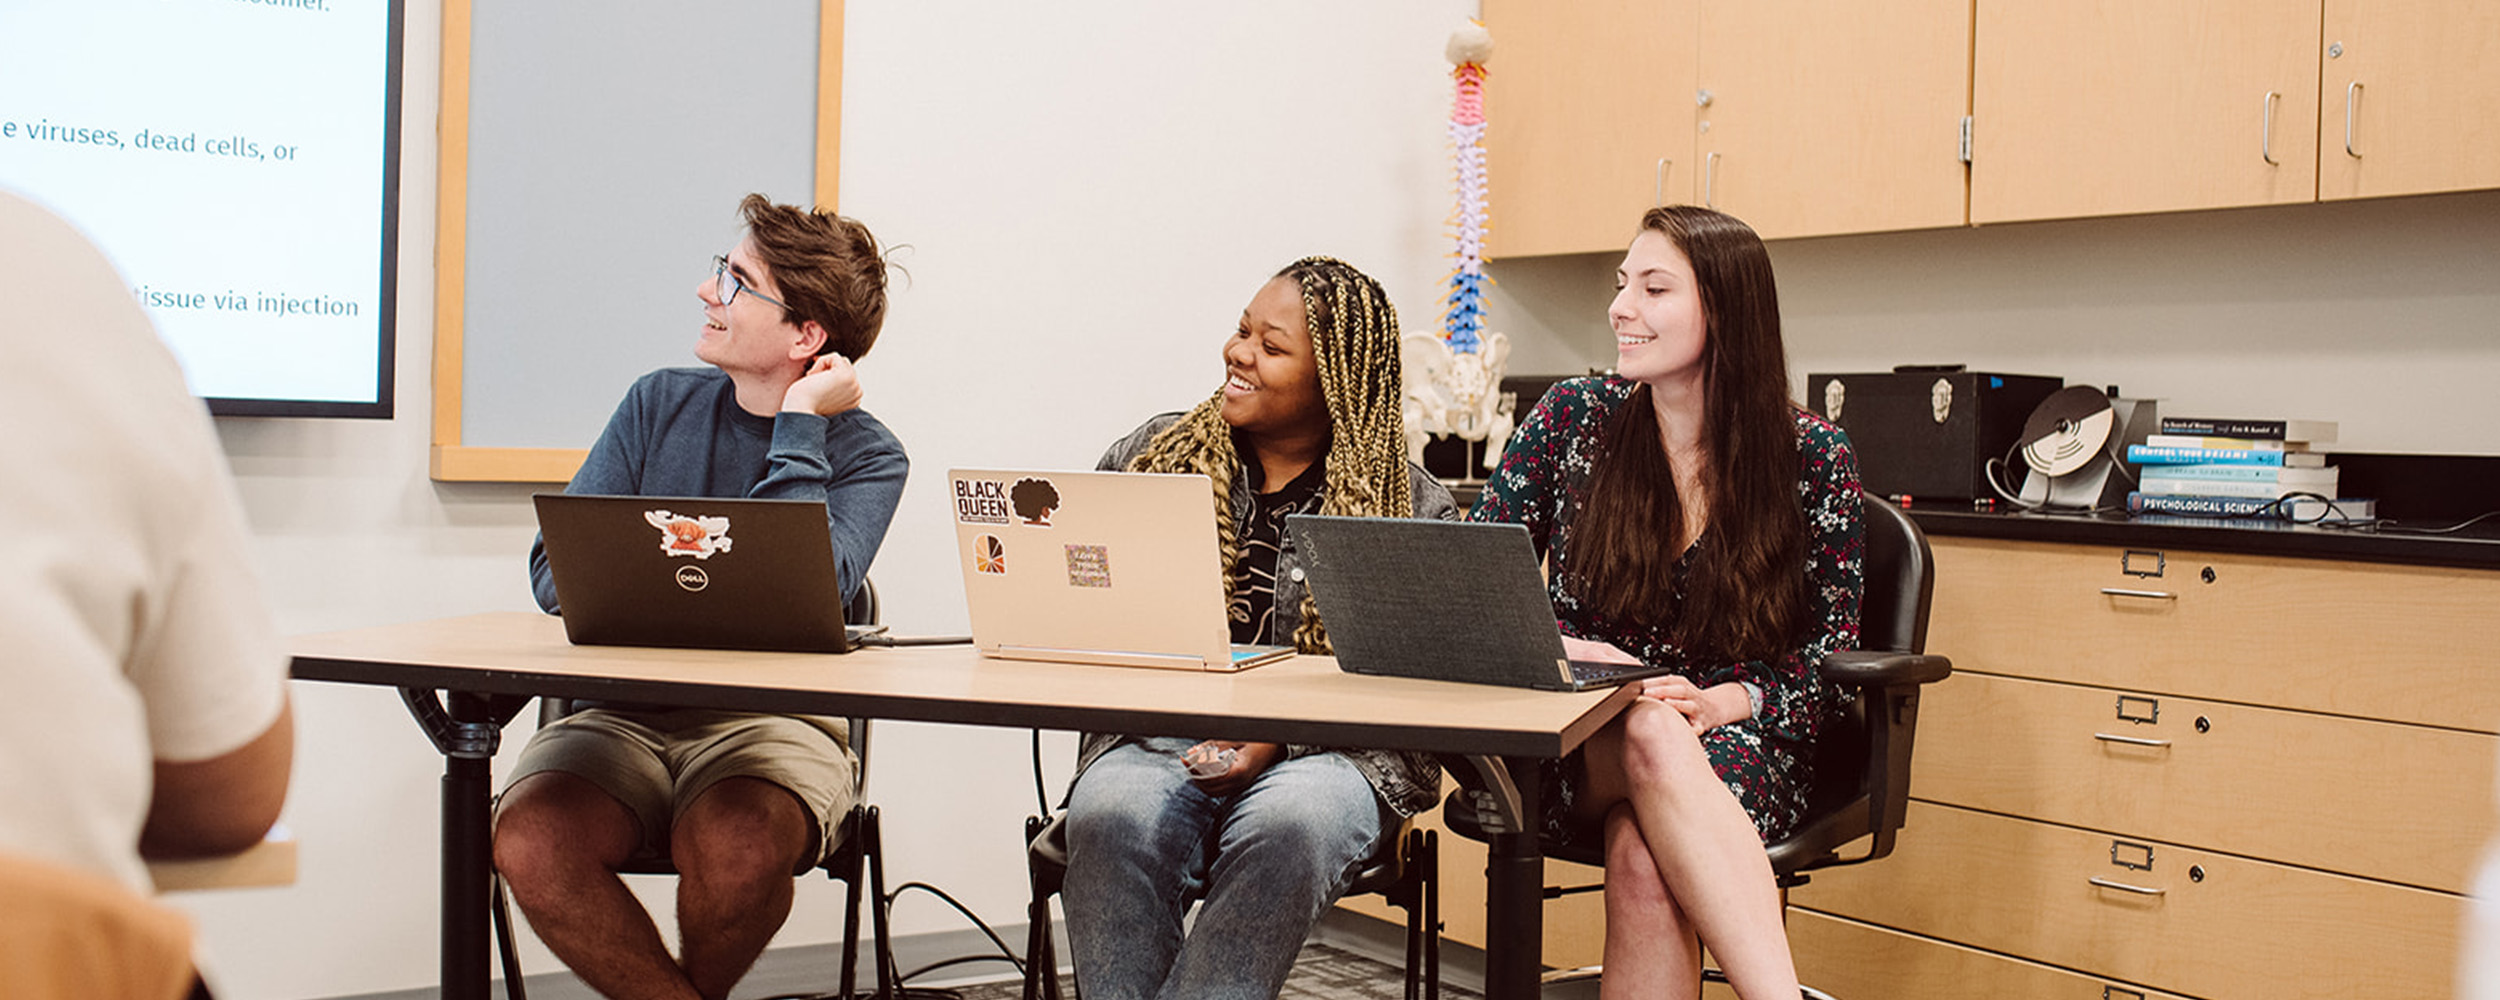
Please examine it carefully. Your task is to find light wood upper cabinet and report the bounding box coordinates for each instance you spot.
[1484,0,1696,258]
[1970,0,2323,224]
[1484,1,2497,249]
[2318,1,2500,200]
[1695,0,1972,240]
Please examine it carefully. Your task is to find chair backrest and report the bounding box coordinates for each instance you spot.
[1777,493,1942,878]
[1855,494,1934,657]
[0,851,195,1000]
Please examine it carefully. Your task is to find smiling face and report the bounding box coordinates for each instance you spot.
[1609,229,1710,390]
[693,235,817,378]
[1218,276,1328,440]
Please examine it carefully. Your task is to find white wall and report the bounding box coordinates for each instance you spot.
[175,2,1478,996]
[1487,191,2500,456]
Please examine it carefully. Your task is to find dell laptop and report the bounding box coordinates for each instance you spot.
[1286,514,1673,691]
[533,493,857,653]
[947,468,1294,671]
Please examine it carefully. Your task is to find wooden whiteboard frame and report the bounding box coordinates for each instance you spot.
[428,0,846,482]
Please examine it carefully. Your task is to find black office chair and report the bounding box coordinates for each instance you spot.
[1019,797,1441,1000]
[490,580,894,1000]
[1442,494,1951,995]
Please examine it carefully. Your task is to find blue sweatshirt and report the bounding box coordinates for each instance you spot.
[527,367,909,613]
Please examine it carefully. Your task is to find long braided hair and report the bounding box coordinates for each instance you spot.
[1122,257,1413,654]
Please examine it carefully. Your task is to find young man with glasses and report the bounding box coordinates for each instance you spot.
[498,194,905,1000]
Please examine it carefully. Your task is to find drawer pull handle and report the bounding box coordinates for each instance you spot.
[2094,732,2172,748]
[2089,876,2166,896]
[2099,587,2176,600]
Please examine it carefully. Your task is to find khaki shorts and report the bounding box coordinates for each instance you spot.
[501,709,858,870]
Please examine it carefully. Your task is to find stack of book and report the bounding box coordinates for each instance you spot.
[2122,417,2374,521]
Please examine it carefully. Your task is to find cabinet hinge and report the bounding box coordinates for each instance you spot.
[1959,116,1973,164]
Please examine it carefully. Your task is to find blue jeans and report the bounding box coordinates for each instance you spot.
[1062,738,1392,1000]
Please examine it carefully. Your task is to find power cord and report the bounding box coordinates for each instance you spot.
[759,730,1064,1000]
[2318,508,2500,535]
[1985,437,2133,516]
[884,881,1028,983]
[756,880,1028,1000]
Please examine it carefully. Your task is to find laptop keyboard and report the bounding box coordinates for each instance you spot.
[1566,658,1654,686]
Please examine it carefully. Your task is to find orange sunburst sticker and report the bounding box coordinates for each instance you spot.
[974,534,1007,574]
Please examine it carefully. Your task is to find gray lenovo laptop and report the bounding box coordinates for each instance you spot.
[1285,515,1673,691]
[533,493,857,653]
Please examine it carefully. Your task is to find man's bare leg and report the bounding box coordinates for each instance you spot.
[495,772,700,1000]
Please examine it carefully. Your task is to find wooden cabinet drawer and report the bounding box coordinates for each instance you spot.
[1786,907,2196,1000]
[1788,801,2463,1000]
[1928,537,2500,732]
[1913,671,2494,892]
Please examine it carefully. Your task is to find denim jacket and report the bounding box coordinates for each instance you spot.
[1071,412,1461,817]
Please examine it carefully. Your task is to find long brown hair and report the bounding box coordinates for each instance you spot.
[1122,257,1412,653]
[1565,206,1805,661]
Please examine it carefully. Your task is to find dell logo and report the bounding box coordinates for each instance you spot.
[675,566,710,592]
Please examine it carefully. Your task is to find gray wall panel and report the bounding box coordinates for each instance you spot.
[462,0,820,450]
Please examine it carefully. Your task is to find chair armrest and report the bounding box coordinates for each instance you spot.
[1820,650,1952,688]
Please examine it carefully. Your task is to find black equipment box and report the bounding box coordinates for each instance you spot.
[1804,367,2063,500]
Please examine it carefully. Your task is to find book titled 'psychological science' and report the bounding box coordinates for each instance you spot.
[2128,492,2375,521]
[2157,417,2338,443]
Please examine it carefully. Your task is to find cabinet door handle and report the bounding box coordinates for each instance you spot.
[2099,587,2176,600]
[2089,876,2166,896]
[1704,152,1720,208]
[2094,732,2172,748]
[1653,157,1672,205]
[2345,81,2364,158]
[2261,91,2280,165]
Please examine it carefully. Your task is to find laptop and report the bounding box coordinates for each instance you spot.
[1285,514,1675,691]
[947,468,1295,671]
[533,493,858,653]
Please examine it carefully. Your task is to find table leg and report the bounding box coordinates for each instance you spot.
[399,689,524,1000]
[1480,758,1543,1000]
[443,737,493,999]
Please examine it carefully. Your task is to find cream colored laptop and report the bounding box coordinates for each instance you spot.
[948,468,1294,671]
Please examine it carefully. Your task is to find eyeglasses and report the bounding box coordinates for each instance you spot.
[712,255,789,310]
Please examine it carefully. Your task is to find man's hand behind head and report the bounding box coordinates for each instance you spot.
[782,353,864,417]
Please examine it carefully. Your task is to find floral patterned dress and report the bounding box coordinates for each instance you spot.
[1469,376,1865,845]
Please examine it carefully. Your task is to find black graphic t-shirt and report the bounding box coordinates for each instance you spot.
[1229,457,1327,646]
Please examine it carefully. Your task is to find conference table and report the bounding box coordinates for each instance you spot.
[290,612,1640,1000]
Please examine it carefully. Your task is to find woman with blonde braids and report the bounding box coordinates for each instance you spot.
[1060,257,1457,1000]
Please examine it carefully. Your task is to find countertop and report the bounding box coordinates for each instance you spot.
[1904,505,2500,571]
